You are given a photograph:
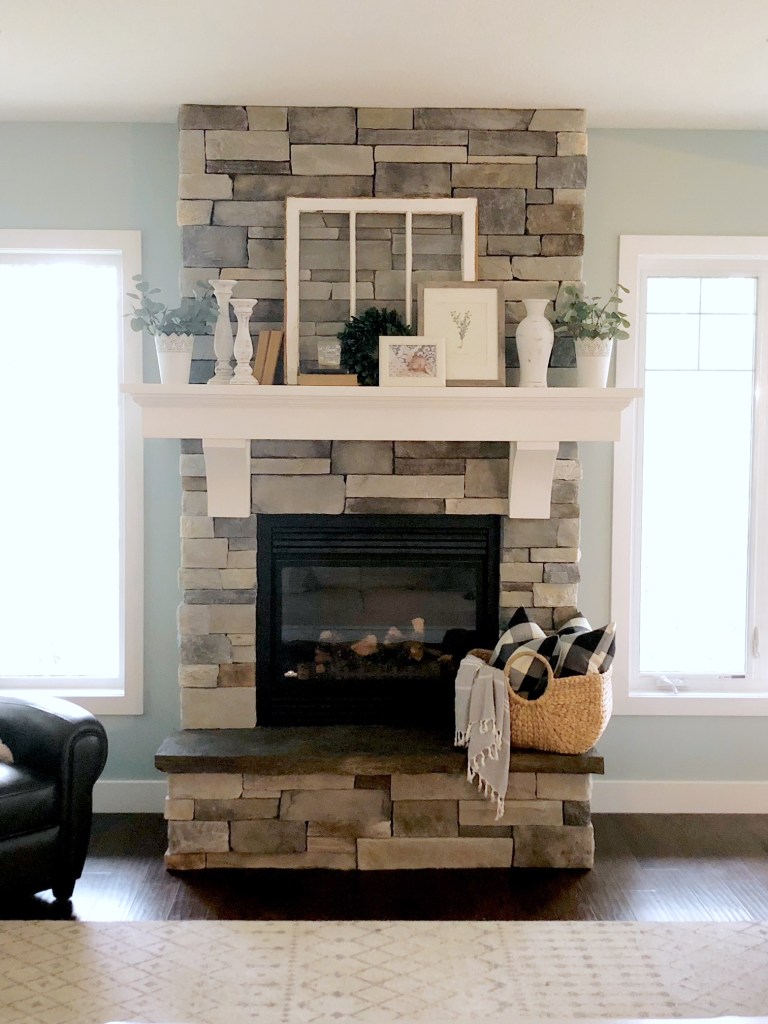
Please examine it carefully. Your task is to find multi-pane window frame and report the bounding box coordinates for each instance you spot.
[0,229,143,714]
[613,235,768,716]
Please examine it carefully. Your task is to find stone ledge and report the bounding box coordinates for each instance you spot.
[156,726,604,776]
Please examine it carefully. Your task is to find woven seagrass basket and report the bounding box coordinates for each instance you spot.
[471,648,612,755]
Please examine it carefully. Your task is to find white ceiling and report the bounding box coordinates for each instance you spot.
[2,0,767,128]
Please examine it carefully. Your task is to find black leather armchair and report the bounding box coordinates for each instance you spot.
[0,695,108,900]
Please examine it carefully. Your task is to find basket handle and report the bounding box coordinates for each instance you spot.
[503,648,556,692]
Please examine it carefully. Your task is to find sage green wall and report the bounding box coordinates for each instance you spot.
[581,130,768,780]
[0,122,182,779]
[3,124,767,784]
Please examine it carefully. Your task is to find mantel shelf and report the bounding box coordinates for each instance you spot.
[124,384,641,519]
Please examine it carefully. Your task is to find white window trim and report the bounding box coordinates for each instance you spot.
[614,234,768,716]
[0,229,143,714]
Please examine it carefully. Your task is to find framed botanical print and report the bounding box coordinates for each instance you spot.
[418,282,505,386]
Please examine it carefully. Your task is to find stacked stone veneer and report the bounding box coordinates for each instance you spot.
[177,439,581,730]
[165,767,594,870]
[167,104,595,871]
[177,104,586,381]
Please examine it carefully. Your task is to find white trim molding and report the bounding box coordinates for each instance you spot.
[614,235,768,716]
[93,779,167,813]
[0,229,144,715]
[592,779,768,814]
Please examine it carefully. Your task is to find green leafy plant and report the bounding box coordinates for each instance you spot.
[555,284,630,341]
[337,306,413,386]
[126,275,217,336]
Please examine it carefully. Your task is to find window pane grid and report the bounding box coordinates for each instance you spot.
[639,275,756,677]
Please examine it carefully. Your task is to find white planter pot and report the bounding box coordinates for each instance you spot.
[516,298,554,387]
[155,333,194,384]
[575,337,613,388]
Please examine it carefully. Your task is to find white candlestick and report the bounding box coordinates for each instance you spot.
[230,298,259,385]
[208,279,237,383]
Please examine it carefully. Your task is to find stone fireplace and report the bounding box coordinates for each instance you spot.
[176,437,582,732]
[157,105,603,871]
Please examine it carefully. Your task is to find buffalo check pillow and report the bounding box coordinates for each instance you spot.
[490,606,546,667]
[490,608,615,701]
[491,608,559,699]
[504,635,560,700]
[555,615,616,677]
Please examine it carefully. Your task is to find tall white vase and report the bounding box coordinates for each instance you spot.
[230,298,259,385]
[575,337,613,387]
[208,278,237,384]
[154,333,193,385]
[516,298,554,387]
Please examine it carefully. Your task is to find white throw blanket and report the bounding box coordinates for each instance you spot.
[454,654,511,820]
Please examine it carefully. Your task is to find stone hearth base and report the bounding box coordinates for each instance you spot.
[157,728,602,870]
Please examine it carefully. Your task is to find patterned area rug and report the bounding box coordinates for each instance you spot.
[1,919,767,1024]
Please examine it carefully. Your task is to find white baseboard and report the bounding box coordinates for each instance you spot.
[592,779,768,813]
[93,779,166,813]
[93,778,768,815]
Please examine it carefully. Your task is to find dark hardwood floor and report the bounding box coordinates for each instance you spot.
[4,813,768,922]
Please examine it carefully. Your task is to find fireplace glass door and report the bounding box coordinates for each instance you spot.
[257,515,500,726]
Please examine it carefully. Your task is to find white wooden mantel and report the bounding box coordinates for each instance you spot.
[124,385,640,519]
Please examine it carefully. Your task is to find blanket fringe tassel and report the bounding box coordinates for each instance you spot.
[467,755,505,821]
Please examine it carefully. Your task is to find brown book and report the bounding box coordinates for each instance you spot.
[252,330,271,382]
[260,330,284,385]
[297,373,359,386]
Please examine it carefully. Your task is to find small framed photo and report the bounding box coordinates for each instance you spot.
[418,282,505,386]
[378,336,447,387]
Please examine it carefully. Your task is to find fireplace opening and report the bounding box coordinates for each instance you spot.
[256,515,500,726]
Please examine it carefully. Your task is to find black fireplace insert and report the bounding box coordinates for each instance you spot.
[256,514,500,726]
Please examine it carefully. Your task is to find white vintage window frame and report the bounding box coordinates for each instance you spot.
[284,197,478,385]
[0,229,144,715]
[613,234,768,716]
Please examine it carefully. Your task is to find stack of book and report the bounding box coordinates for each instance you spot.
[252,330,284,384]
[296,360,358,387]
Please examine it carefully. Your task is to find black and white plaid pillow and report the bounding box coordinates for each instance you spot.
[505,635,560,700]
[491,607,546,667]
[490,608,616,699]
[555,615,616,677]
[556,614,592,636]
[491,609,558,700]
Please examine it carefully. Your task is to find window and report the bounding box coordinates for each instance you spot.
[614,236,768,715]
[0,230,143,714]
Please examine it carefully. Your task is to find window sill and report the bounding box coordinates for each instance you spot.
[0,685,142,716]
[613,689,768,716]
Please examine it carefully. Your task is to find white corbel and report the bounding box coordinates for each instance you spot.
[508,441,560,519]
[202,438,251,518]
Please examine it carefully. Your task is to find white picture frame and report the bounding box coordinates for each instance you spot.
[418,282,505,386]
[378,336,447,387]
